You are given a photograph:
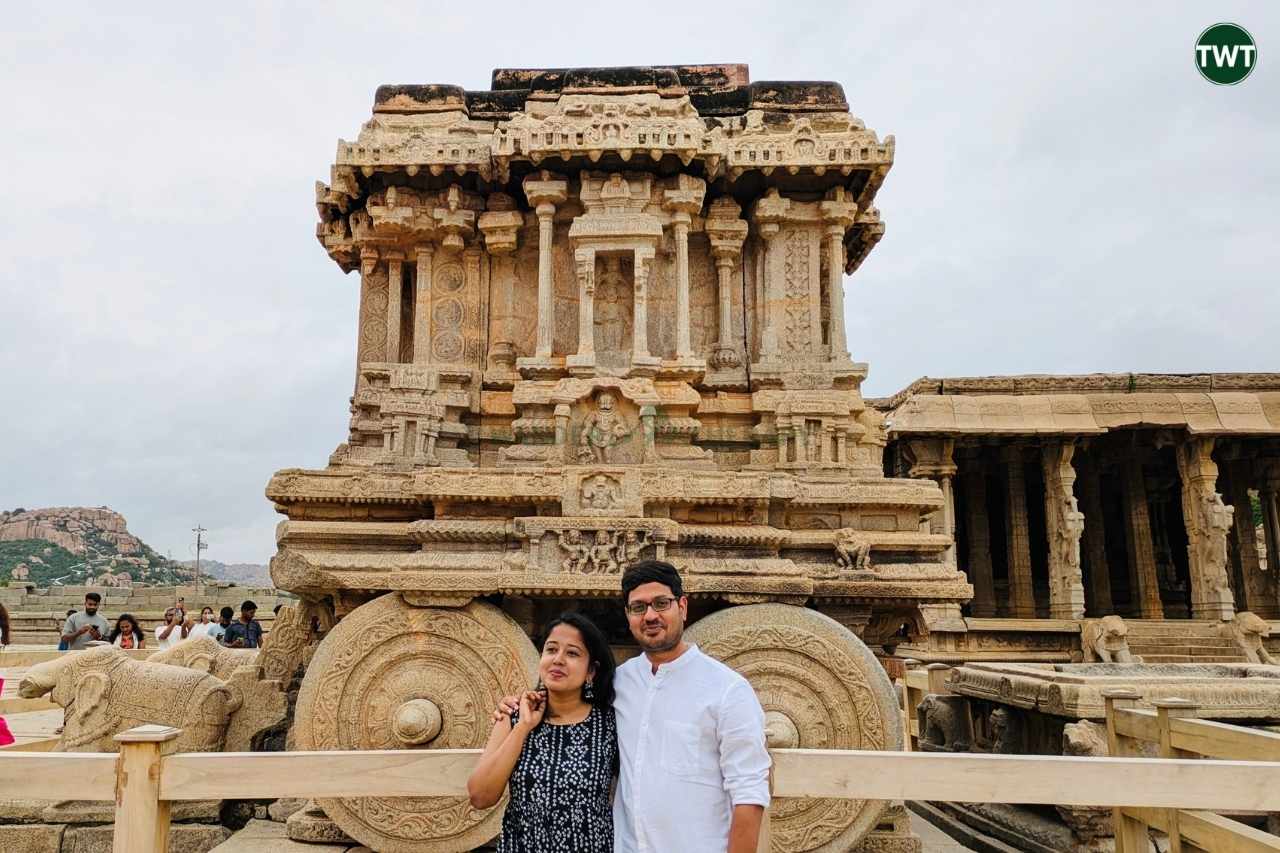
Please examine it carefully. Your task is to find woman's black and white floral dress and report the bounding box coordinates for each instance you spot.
[497,705,617,853]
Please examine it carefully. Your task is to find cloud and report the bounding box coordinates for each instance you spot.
[2,2,1276,562]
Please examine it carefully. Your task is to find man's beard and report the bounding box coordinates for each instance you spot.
[636,620,683,653]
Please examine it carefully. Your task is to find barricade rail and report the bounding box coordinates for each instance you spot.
[2,723,1280,853]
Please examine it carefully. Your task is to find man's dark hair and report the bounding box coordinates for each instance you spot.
[219,606,234,620]
[539,611,617,708]
[85,592,102,604]
[241,600,257,612]
[621,560,683,604]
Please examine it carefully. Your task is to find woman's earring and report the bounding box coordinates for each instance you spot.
[583,681,595,701]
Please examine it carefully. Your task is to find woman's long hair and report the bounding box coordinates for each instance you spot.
[539,611,616,708]
[109,613,143,645]
[0,602,10,646]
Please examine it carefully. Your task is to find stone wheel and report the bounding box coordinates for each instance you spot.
[293,594,538,852]
[685,603,902,853]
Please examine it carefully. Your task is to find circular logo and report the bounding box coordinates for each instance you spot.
[1196,23,1257,85]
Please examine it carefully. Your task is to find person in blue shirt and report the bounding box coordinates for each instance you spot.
[222,600,263,648]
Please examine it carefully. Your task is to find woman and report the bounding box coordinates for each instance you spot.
[188,607,222,641]
[109,613,145,649]
[467,612,617,852]
[0,603,14,746]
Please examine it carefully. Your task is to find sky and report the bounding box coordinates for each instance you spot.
[1,2,1276,564]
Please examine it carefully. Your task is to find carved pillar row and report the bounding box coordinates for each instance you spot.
[819,187,857,361]
[1042,442,1086,620]
[961,461,997,618]
[906,439,957,566]
[412,246,435,365]
[1076,456,1114,615]
[384,253,403,363]
[1226,460,1273,616]
[522,172,568,362]
[1175,437,1235,621]
[568,248,596,371]
[1002,445,1036,619]
[1121,457,1165,618]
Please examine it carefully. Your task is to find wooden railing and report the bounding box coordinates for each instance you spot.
[2,723,1280,853]
[1104,688,1280,853]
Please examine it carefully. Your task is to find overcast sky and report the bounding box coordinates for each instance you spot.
[2,3,1276,564]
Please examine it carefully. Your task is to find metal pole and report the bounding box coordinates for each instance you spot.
[191,525,207,592]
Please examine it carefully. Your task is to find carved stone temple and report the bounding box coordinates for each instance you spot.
[262,64,1280,852]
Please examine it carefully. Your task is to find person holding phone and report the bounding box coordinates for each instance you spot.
[468,612,617,853]
[153,606,192,650]
[60,593,109,651]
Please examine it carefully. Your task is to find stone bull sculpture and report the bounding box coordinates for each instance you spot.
[19,645,240,753]
[148,635,258,679]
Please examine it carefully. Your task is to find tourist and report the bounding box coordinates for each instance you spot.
[60,593,110,651]
[189,606,223,641]
[0,603,12,746]
[56,609,75,651]
[223,600,263,648]
[109,613,145,649]
[469,611,617,852]
[153,606,192,650]
[494,561,770,853]
[216,606,234,640]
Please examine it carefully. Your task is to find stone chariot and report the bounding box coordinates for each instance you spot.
[267,64,970,852]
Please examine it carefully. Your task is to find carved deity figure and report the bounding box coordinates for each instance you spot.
[559,529,590,573]
[581,474,620,510]
[588,530,620,574]
[578,392,630,463]
[1198,492,1235,591]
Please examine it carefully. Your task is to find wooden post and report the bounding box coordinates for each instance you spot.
[113,725,181,853]
[1154,698,1199,853]
[1103,688,1148,853]
[925,663,952,696]
[756,763,775,853]
[900,659,922,752]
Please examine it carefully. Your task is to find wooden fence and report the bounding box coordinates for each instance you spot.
[1,721,1279,853]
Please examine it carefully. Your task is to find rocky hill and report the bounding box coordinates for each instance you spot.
[179,559,272,587]
[0,506,191,587]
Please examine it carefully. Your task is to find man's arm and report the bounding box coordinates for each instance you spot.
[717,678,772,853]
[727,804,765,853]
[60,618,83,644]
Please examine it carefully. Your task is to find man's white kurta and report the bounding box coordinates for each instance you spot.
[613,644,771,853]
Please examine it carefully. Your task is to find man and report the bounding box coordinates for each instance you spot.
[613,560,770,852]
[223,600,263,648]
[214,606,234,642]
[153,606,192,650]
[60,593,109,651]
[497,561,771,852]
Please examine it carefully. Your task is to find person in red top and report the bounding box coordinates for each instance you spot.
[0,603,14,746]
[109,614,145,650]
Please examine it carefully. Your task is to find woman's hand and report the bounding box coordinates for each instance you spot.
[492,694,520,723]
[514,690,546,732]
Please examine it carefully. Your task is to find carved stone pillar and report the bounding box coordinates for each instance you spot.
[820,187,857,361]
[706,197,747,370]
[355,247,384,378]
[662,174,705,365]
[1042,442,1086,620]
[1261,463,1280,580]
[631,248,659,371]
[567,248,596,373]
[384,253,403,363]
[522,172,568,362]
[1176,437,1235,621]
[752,190,790,363]
[961,461,996,618]
[478,196,522,373]
[1002,445,1036,619]
[1076,456,1114,615]
[1226,460,1273,616]
[412,246,434,365]
[1121,457,1165,618]
[907,438,957,566]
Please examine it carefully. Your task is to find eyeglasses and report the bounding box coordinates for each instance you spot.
[624,596,677,617]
